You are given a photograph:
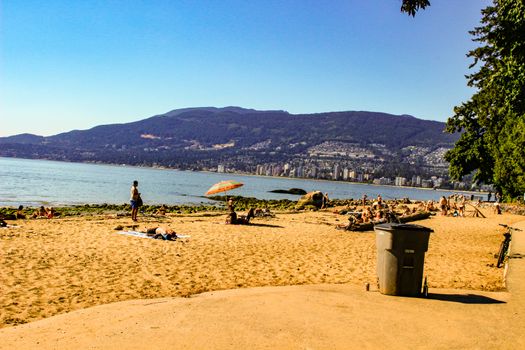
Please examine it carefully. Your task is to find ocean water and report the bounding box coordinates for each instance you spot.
[0,157,480,207]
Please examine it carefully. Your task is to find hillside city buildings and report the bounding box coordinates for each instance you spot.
[216,161,474,191]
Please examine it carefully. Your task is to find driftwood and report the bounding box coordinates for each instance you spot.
[466,203,486,218]
[398,211,431,223]
[337,211,431,232]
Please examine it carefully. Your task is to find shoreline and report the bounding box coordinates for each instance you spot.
[1,156,486,198]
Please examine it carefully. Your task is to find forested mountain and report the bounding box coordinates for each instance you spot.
[0,107,458,174]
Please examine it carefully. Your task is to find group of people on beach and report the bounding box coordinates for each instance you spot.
[30,206,56,219]
[128,180,257,231]
[225,197,255,225]
[437,193,501,216]
[6,205,57,220]
[342,194,419,228]
[438,194,467,217]
[127,179,506,230]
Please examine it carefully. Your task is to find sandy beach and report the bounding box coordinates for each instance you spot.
[1,205,524,348]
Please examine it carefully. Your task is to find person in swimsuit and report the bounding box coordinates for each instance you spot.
[439,196,448,216]
[130,180,140,221]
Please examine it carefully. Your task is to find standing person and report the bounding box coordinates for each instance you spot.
[458,195,466,217]
[130,180,140,221]
[362,194,368,208]
[439,196,448,216]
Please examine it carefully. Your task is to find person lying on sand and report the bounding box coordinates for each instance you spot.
[254,208,275,218]
[143,226,178,240]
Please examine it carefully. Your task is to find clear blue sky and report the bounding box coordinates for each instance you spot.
[1,0,490,137]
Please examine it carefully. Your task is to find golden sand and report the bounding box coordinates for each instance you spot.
[0,207,522,328]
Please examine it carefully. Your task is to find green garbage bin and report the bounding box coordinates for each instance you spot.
[375,223,433,296]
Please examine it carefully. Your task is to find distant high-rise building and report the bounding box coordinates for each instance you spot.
[342,168,349,180]
[217,164,225,173]
[310,166,318,178]
[395,177,407,186]
[265,165,273,177]
[373,177,391,185]
[256,164,265,176]
[273,165,282,177]
[296,166,304,178]
[421,179,433,188]
[333,164,340,180]
[282,163,290,176]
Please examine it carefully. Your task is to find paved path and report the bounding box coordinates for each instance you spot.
[1,221,524,350]
[504,220,525,348]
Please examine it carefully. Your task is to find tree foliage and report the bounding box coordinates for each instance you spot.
[445,0,525,199]
[401,0,431,16]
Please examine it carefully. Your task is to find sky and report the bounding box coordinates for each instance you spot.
[0,0,491,137]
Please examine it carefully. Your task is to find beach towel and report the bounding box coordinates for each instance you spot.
[1,225,21,229]
[117,230,152,239]
[116,231,190,240]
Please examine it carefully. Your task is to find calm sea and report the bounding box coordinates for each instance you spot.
[0,157,481,207]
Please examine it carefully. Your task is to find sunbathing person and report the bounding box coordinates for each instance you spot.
[361,207,372,223]
[376,195,384,209]
[225,209,237,224]
[154,205,167,216]
[425,200,437,212]
[254,208,275,218]
[143,226,178,240]
[32,206,48,218]
[402,207,412,216]
[439,196,448,216]
[46,207,56,219]
[227,196,236,211]
[16,205,26,219]
[372,210,387,224]
[226,208,255,225]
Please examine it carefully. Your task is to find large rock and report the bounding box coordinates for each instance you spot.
[296,191,326,210]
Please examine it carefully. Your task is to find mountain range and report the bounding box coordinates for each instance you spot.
[0,107,458,176]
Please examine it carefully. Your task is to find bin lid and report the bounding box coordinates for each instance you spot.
[375,223,433,233]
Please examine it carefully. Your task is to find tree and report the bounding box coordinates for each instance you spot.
[445,0,525,199]
[401,0,430,16]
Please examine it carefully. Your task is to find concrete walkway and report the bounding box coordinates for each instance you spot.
[504,220,525,348]
[1,222,524,350]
